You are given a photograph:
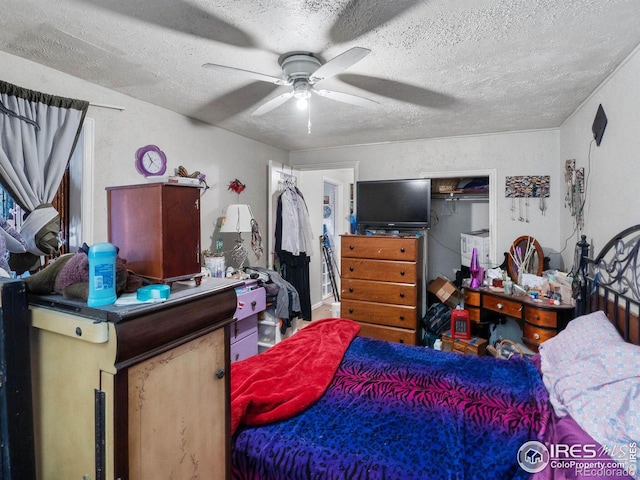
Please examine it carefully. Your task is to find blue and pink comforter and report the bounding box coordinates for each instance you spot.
[232,323,549,479]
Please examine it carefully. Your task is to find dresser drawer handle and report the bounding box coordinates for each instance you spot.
[400,247,405,253]
[349,288,354,293]
[533,333,540,340]
[349,266,354,271]
[349,245,355,250]
[399,292,405,298]
[215,369,225,379]
[400,270,405,276]
[399,315,405,321]
[251,300,257,310]
[349,308,354,314]
[497,303,504,309]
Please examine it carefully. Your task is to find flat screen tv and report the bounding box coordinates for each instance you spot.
[356,178,431,232]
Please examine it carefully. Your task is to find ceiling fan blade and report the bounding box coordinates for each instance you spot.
[338,74,458,109]
[203,63,289,85]
[79,0,256,48]
[309,47,371,84]
[313,89,378,109]
[252,92,294,116]
[189,82,281,124]
[329,0,421,43]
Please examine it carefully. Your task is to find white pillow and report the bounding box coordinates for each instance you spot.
[539,311,640,477]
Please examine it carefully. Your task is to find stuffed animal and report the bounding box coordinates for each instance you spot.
[0,217,28,277]
[24,244,145,302]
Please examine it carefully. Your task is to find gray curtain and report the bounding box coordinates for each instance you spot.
[0,80,88,270]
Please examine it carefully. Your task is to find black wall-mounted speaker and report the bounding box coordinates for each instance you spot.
[592,104,608,146]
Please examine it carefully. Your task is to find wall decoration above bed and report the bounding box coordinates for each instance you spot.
[505,175,550,221]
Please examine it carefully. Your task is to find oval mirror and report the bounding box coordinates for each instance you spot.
[507,235,544,282]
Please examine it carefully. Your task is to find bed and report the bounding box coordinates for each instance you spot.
[230,227,640,480]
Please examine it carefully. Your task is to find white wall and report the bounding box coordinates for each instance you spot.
[291,129,564,277]
[1,51,288,267]
[560,45,640,266]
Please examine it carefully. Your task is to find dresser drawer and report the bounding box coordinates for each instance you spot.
[463,290,481,307]
[341,278,417,306]
[357,321,418,345]
[341,299,417,329]
[230,331,258,362]
[523,323,556,347]
[231,314,258,343]
[234,287,266,321]
[467,307,481,322]
[342,258,417,283]
[482,293,523,318]
[524,306,558,328]
[342,236,418,260]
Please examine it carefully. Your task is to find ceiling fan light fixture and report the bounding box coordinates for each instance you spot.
[205,47,375,117]
[292,80,311,99]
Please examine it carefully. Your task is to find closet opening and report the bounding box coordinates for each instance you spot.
[420,170,497,287]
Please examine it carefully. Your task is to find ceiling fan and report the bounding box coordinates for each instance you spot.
[203,47,379,116]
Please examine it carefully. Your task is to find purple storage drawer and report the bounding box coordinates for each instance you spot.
[235,287,266,321]
[231,314,258,343]
[231,331,258,362]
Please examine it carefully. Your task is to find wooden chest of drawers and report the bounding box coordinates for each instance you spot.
[107,183,202,284]
[463,287,575,351]
[341,235,425,345]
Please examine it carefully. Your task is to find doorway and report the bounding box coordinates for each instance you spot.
[321,179,340,300]
[267,161,357,311]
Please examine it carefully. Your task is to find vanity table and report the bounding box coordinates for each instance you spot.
[463,286,575,351]
[29,277,242,480]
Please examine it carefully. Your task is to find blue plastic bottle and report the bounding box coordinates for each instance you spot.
[87,242,117,307]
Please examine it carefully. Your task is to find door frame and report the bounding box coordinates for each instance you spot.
[267,160,358,307]
[419,168,498,267]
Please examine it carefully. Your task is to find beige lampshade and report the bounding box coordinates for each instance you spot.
[220,204,253,233]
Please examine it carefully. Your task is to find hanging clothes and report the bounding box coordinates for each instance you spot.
[275,185,314,320]
[279,187,314,256]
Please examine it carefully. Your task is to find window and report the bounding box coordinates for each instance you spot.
[0,117,93,268]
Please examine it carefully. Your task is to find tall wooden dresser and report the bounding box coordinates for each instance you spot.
[28,277,241,480]
[340,235,425,345]
[107,183,202,284]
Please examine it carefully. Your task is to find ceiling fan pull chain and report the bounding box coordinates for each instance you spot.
[307,101,312,134]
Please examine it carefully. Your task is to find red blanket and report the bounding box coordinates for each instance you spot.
[230,318,360,435]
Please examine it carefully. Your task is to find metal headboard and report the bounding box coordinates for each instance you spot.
[575,224,640,344]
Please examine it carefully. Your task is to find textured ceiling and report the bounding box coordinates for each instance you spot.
[2,0,640,151]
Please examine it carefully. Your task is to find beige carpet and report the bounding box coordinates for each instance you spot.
[298,299,335,329]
